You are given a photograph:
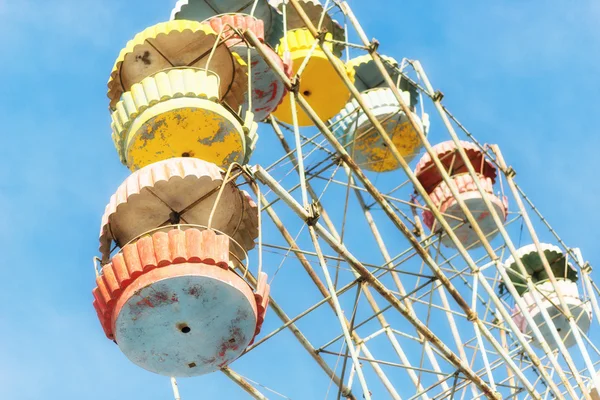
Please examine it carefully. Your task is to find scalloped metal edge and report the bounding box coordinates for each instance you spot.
[231,44,292,122]
[107,20,218,110]
[347,54,409,93]
[414,140,498,183]
[206,13,266,44]
[110,68,222,160]
[332,87,421,145]
[94,228,269,342]
[346,53,400,74]
[276,28,355,85]
[428,174,502,212]
[504,243,565,270]
[421,173,508,230]
[98,157,259,261]
[199,14,291,121]
[278,27,331,53]
[251,271,270,340]
[170,0,284,48]
[242,111,259,163]
[269,0,345,56]
[94,229,232,339]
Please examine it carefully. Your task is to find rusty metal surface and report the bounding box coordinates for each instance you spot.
[98,158,258,262]
[347,54,419,101]
[114,262,257,377]
[414,140,498,193]
[94,229,233,338]
[334,88,424,172]
[107,20,248,111]
[269,0,345,56]
[207,13,266,46]
[271,28,354,126]
[170,0,284,47]
[125,98,245,171]
[206,13,291,121]
[513,280,592,349]
[92,228,271,377]
[246,24,501,396]
[239,45,290,121]
[504,243,579,293]
[422,174,508,249]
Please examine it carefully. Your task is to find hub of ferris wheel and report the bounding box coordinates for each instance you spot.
[91,0,599,399]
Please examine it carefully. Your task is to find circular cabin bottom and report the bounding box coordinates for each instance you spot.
[272,44,351,125]
[334,88,425,172]
[235,45,289,122]
[125,97,245,171]
[503,243,579,295]
[437,191,506,249]
[352,114,421,172]
[513,280,592,350]
[423,174,507,249]
[114,263,258,377]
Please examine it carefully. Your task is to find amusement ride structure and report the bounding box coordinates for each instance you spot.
[92,0,600,398]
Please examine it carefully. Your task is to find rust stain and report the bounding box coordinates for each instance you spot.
[217,325,244,359]
[185,284,205,299]
[136,297,155,308]
[130,288,179,317]
[222,151,238,167]
[135,50,152,65]
[478,211,490,221]
[236,306,250,322]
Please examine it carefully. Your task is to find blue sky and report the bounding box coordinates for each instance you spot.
[0,0,598,398]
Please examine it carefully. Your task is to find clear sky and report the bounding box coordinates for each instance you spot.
[0,0,598,399]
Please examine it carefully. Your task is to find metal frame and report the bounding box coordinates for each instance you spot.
[109,1,599,398]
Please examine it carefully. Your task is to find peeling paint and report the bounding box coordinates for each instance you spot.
[115,270,257,377]
[126,100,245,171]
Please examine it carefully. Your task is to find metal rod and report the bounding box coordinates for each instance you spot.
[245,17,561,399]
[170,377,181,400]
[330,3,581,397]
[254,182,401,399]
[350,168,448,394]
[253,165,498,398]
[270,113,426,398]
[246,25,546,398]
[221,368,269,400]
[246,279,357,352]
[240,260,356,399]
[311,226,372,399]
[490,144,600,395]
[582,266,600,328]
[409,60,589,399]
[273,121,431,397]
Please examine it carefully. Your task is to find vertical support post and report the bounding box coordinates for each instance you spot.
[243,20,553,400]
[349,167,453,396]
[289,91,310,207]
[221,368,269,400]
[256,189,402,399]
[257,3,572,397]
[581,265,600,328]
[270,120,430,397]
[243,265,356,399]
[471,275,497,393]
[497,312,517,397]
[254,165,514,399]
[308,226,372,399]
[490,144,600,394]
[171,377,181,400]
[333,2,588,396]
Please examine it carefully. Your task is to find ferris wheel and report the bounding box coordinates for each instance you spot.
[92,0,600,398]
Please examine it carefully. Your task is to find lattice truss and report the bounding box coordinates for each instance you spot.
[95,1,600,399]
